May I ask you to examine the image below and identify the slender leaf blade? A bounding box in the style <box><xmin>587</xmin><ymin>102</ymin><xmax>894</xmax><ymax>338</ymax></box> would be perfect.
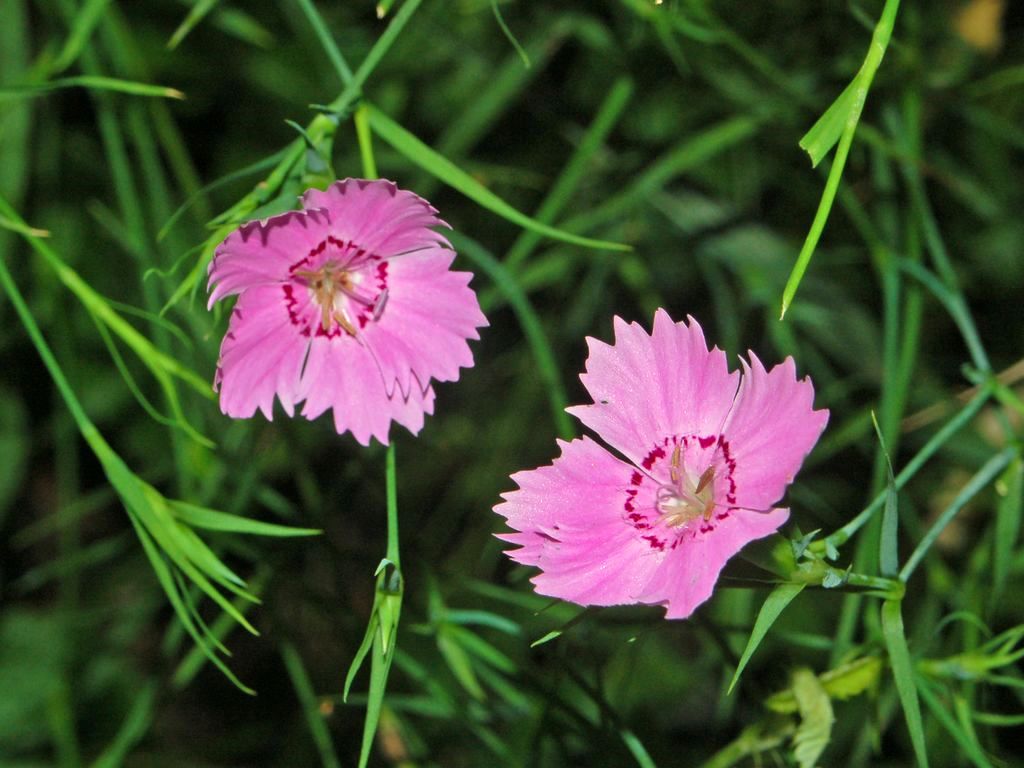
<box><xmin>881</xmin><ymin>599</ymin><xmax>929</xmax><ymax>767</ymax></box>
<box><xmin>729</xmin><ymin>582</ymin><xmax>805</xmax><ymax>693</ymax></box>
<box><xmin>366</xmin><ymin>104</ymin><xmax>630</xmax><ymax>253</ymax></box>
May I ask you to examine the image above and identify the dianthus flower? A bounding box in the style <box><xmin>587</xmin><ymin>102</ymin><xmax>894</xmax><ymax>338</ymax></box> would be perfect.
<box><xmin>495</xmin><ymin>311</ymin><xmax>828</xmax><ymax>619</ymax></box>
<box><xmin>207</xmin><ymin>179</ymin><xmax>487</xmax><ymax>445</ymax></box>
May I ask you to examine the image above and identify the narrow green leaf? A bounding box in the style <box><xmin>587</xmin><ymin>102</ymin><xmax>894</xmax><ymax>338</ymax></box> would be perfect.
<box><xmin>131</xmin><ymin>497</ymin><xmax>260</xmax><ymax>633</ymax></box>
<box><xmin>168</xmin><ymin>0</ymin><xmax>220</xmax><ymax>50</ymax></box>
<box><xmin>438</xmin><ymin>628</ymin><xmax>486</xmax><ymax>701</ymax></box>
<box><xmin>780</xmin><ymin>0</ymin><xmax>901</xmax><ymax>318</ymax></box>
<box><xmin>446</xmin><ymin>624</ymin><xmax>516</xmax><ymax>674</ymax></box>
<box><xmin>366</xmin><ymin>103</ymin><xmax>630</xmax><ymax>253</ymax></box>
<box><xmin>729</xmin><ymin>582</ymin><xmax>806</xmax><ymax>693</ymax></box>
<box><xmin>826</xmin><ymin>387</ymin><xmax>992</xmax><ymax>549</ymax></box>
<box><xmin>620</xmin><ymin>728</ymin><xmax>658</xmax><ymax>768</ymax></box>
<box><xmin>281</xmin><ymin>642</ymin><xmax>342</xmax><ymax>768</ymax></box>
<box><xmin>443</xmin><ymin>609</ymin><xmax>521</xmax><ymax>636</ymax></box>
<box><xmin>799</xmin><ymin>77</ymin><xmax>860</xmax><ymax>168</ymax></box>
<box><xmin>89</xmin><ymin>681</ymin><xmax>157</xmax><ymax>768</ymax></box>
<box><xmin>170</xmin><ymin>501</ymin><xmax>321</xmax><ymax>537</ymax></box>
<box><xmin>91</xmin><ymin>316</ymin><xmax>214</xmax><ymax>447</ymax></box>
<box><xmin>490</xmin><ymin>0</ymin><xmax>531</xmax><ymax>68</ymax></box>
<box><xmin>209</xmin><ymin>7</ymin><xmax>274</xmax><ymax>48</ymax></box>
<box><xmin>157</xmin><ymin>148</ymin><xmax>287</xmax><ymax>241</ymax></box>
<box><xmin>530</xmin><ymin>606</ymin><xmax>591</xmax><ymax>648</ymax></box>
<box><xmin>881</xmin><ymin>599</ymin><xmax>929</xmax><ymax>767</ymax></box>
<box><xmin>172</xmin><ymin>570</ymin><xmax>232</xmax><ymax>657</ymax></box>
<box><xmin>173</xmin><ymin>569</ymin><xmax>268</xmax><ymax>689</ymax></box>
<box><xmin>129</xmin><ymin>515</ymin><xmax>254</xmax><ymax>694</ymax></box>
<box><xmin>353</xmin><ymin>445</ymin><xmax>403</xmax><ymax>768</ymax></box>
<box><xmin>0</xmin><ymin>75</ymin><xmax>184</xmax><ymax>101</ymax></box>
<box><xmin>972</xmin><ymin>711</ymin><xmax>1024</xmax><ymax>727</ymax></box>
<box><xmin>450</xmin><ymin>232</ymin><xmax>574</xmax><ymax>440</ymax></box>
<box><xmin>344</xmin><ymin>615</ymin><xmax>379</xmax><ymax>704</ymax></box>
<box><xmin>901</xmin><ymin>448</ymin><xmax>1016</xmax><ymax>581</ymax></box>
<box><xmin>916</xmin><ymin>677</ymin><xmax>994</xmax><ymax>768</ymax></box>
<box><xmin>992</xmin><ymin>458</ymin><xmax>1023</xmax><ymax>608</ymax></box>
<box><xmin>294</xmin><ymin>0</ymin><xmax>353</xmax><ymax>85</ymax></box>
<box><xmin>358</xmin><ymin>589</ymin><xmax>401</xmax><ymax>768</ymax></box>
<box><xmin>871</xmin><ymin>412</ymin><xmax>900</xmax><ymax>577</ymax></box>
<box><xmin>51</xmin><ymin>0</ymin><xmax>112</xmax><ymax>73</ymax></box>
<box><xmin>505</xmin><ymin>75</ymin><xmax>634</xmax><ymax>271</ymax></box>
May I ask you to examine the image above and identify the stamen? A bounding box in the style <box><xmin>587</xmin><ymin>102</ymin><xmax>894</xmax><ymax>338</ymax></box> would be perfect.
<box><xmin>293</xmin><ymin>259</ymin><xmax>385</xmax><ymax>336</ymax></box>
<box><xmin>335</xmin><ymin>278</ymin><xmax>378</xmax><ymax>308</ymax></box>
<box><xmin>372</xmin><ymin>288</ymin><xmax>389</xmax><ymax>320</ymax></box>
<box><xmin>695</xmin><ymin>466</ymin><xmax>715</xmax><ymax>495</ymax></box>
<box><xmin>333</xmin><ymin>310</ymin><xmax>357</xmax><ymax>337</ymax></box>
<box><xmin>655</xmin><ymin>448</ymin><xmax>718</xmax><ymax>528</ymax></box>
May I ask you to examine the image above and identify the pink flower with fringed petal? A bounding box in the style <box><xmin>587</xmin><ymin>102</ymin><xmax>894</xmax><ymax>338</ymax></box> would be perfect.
<box><xmin>495</xmin><ymin>311</ymin><xmax>828</xmax><ymax>619</ymax></box>
<box><xmin>207</xmin><ymin>178</ymin><xmax>487</xmax><ymax>445</ymax></box>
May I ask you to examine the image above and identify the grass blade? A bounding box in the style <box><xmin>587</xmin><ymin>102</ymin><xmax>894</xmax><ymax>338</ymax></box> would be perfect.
<box><xmin>170</xmin><ymin>501</ymin><xmax>321</xmax><ymax>537</ymax></box>
<box><xmin>991</xmin><ymin>457</ymin><xmax>1023</xmax><ymax>610</ymax></box>
<box><xmin>450</xmin><ymin>232</ymin><xmax>574</xmax><ymax>440</ymax></box>
<box><xmin>295</xmin><ymin>0</ymin><xmax>353</xmax><ymax>85</ymax></box>
<box><xmin>780</xmin><ymin>0</ymin><xmax>900</xmax><ymax>318</ymax></box>
<box><xmin>871</xmin><ymin>412</ymin><xmax>900</xmax><ymax>577</ymax></box>
<box><xmin>900</xmin><ymin>448</ymin><xmax>1016</xmax><ymax>582</ymax></box>
<box><xmin>0</xmin><ymin>75</ymin><xmax>184</xmax><ymax>100</ymax></box>
<box><xmin>366</xmin><ymin>103</ymin><xmax>630</xmax><ymax>253</ymax></box>
<box><xmin>167</xmin><ymin>0</ymin><xmax>220</xmax><ymax>50</ymax></box>
<box><xmin>281</xmin><ymin>642</ymin><xmax>342</xmax><ymax>768</ymax></box>
<box><xmin>881</xmin><ymin>599</ymin><xmax>929</xmax><ymax>767</ymax></box>
<box><xmin>729</xmin><ymin>582</ymin><xmax>805</xmax><ymax>693</ymax></box>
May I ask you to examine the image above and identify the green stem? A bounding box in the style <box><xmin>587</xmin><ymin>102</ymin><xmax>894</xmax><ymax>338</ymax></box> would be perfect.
<box><xmin>900</xmin><ymin>447</ymin><xmax>1018</xmax><ymax>582</ymax></box>
<box><xmin>0</xmin><ymin>242</ymin><xmax>102</xmax><ymax>451</ymax></box>
<box><xmin>385</xmin><ymin>443</ymin><xmax>399</xmax><ymax>567</ymax></box>
<box><xmin>450</xmin><ymin>232</ymin><xmax>575</xmax><ymax>440</ymax></box>
<box><xmin>355</xmin><ymin>104</ymin><xmax>378</xmax><ymax>180</ymax></box>
<box><xmin>780</xmin><ymin>0</ymin><xmax>901</xmax><ymax>318</ymax></box>
<box><xmin>825</xmin><ymin>385</ymin><xmax>992</xmax><ymax>549</ymax></box>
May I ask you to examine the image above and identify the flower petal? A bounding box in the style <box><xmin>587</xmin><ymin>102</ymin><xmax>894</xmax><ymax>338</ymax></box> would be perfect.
<box><xmin>297</xmin><ymin>333</ymin><xmax>435</xmax><ymax>446</ymax></box>
<box><xmin>302</xmin><ymin>179</ymin><xmax>450</xmax><ymax>259</ymax></box>
<box><xmin>568</xmin><ymin>310</ymin><xmax>739</xmax><ymax>468</ymax></box>
<box><xmin>495</xmin><ymin>437</ymin><xmax>674</xmax><ymax>609</ymax></box>
<box><xmin>363</xmin><ymin>247</ymin><xmax>488</xmax><ymax>397</ymax></box>
<box><xmin>215</xmin><ymin>284</ymin><xmax>312</xmax><ymax>420</ymax></box>
<box><xmin>723</xmin><ymin>355</ymin><xmax>829</xmax><ymax>512</ymax></box>
<box><xmin>207</xmin><ymin>209</ymin><xmax>331</xmax><ymax>307</ymax></box>
<box><xmin>650</xmin><ymin>507</ymin><xmax>789</xmax><ymax>619</ymax></box>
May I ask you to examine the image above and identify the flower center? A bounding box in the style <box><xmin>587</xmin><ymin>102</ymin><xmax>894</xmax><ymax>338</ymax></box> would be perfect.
<box><xmin>656</xmin><ymin>444</ymin><xmax>717</xmax><ymax>527</ymax></box>
<box><xmin>294</xmin><ymin>259</ymin><xmax>388</xmax><ymax>337</ymax></box>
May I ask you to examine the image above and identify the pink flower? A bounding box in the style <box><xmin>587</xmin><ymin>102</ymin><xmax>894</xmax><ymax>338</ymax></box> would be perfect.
<box><xmin>494</xmin><ymin>311</ymin><xmax>828</xmax><ymax>619</ymax></box>
<box><xmin>207</xmin><ymin>179</ymin><xmax>487</xmax><ymax>445</ymax></box>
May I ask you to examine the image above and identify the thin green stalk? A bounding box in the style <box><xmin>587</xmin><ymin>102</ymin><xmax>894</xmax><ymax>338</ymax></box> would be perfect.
<box><xmin>826</xmin><ymin>385</ymin><xmax>992</xmax><ymax>549</ymax></box>
<box><xmin>899</xmin><ymin>260</ymin><xmax>990</xmax><ymax>376</ymax></box>
<box><xmin>350</xmin><ymin>442</ymin><xmax>403</xmax><ymax>768</ymax></box>
<box><xmin>0</xmin><ymin>241</ymin><xmax>104</xmax><ymax>450</ymax></box>
<box><xmin>900</xmin><ymin>447</ymin><xmax>1018</xmax><ymax>582</ymax></box>
<box><xmin>504</xmin><ymin>76</ymin><xmax>633</xmax><ymax>271</ymax></box>
<box><xmin>295</xmin><ymin>0</ymin><xmax>353</xmax><ymax>86</ymax></box>
<box><xmin>385</xmin><ymin>443</ymin><xmax>399</xmax><ymax>566</ymax></box>
<box><xmin>282</xmin><ymin>642</ymin><xmax>342</xmax><ymax>768</ymax></box>
<box><xmin>780</xmin><ymin>0</ymin><xmax>901</xmax><ymax>318</ymax></box>
<box><xmin>450</xmin><ymin>232</ymin><xmax>574</xmax><ymax>440</ymax></box>
<box><xmin>355</xmin><ymin>104</ymin><xmax>378</xmax><ymax>180</ymax></box>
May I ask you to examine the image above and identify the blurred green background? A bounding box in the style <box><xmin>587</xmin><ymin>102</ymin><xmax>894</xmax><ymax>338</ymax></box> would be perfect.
<box><xmin>2</xmin><ymin>0</ymin><xmax>1023</xmax><ymax>766</ymax></box>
